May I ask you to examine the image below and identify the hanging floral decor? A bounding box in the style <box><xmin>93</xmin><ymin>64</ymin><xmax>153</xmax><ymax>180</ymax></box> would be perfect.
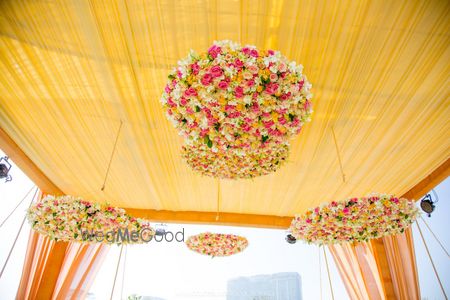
<box><xmin>161</xmin><ymin>40</ymin><xmax>313</xmax><ymax>154</ymax></box>
<box><xmin>186</xmin><ymin>232</ymin><xmax>248</xmax><ymax>257</ymax></box>
<box><xmin>289</xmin><ymin>194</ymin><xmax>419</xmax><ymax>245</ymax></box>
<box><xmin>27</xmin><ymin>195</ymin><xmax>155</xmax><ymax>245</ymax></box>
<box><xmin>181</xmin><ymin>142</ymin><xmax>289</xmax><ymax>179</ymax></box>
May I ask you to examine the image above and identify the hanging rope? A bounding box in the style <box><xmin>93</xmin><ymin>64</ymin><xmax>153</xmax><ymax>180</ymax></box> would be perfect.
<box><xmin>0</xmin><ymin>185</ymin><xmax>35</xmax><ymax>227</ymax></box>
<box><xmin>415</xmin><ymin>221</ymin><xmax>448</xmax><ymax>300</ymax></box>
<box><xmin>323</xmin><ymin>246</ymin><xmax>335</xmax><ymax>300</ymax></box>
<box><xmin>420</xmin><ymin>216</ymin><xmax>450</xmax><ymax>259</ymax></box>
<box><xmin>120</xmin><ymin>245</ymin><xmax>128</xmax><ymax>300</ymax></box>
<box><xmin>0</xmin><ymin>187</ymin><xmax>39</xmax><ymax>279</ymax></box>
<box><xmin>319</xmin><ymin>247</ymin><xmax>323</xmax><ymax>300</ymax></box>
<box><xmin>216</xmin><ymin>178</ymin><xmax>221</xmax><ymax>221</ymax></box>
<box><xmin>101</xmin><ymin>120</ymin><xmax>123</xmax><ymax>192</ymax></box>
<box><xmin>110</xmin><ymin>244</ymin><xmax>124</xmax><ymax>300</ymax></box>
<box><xmin>331</xmin><ymin>126</ymin><xmax>346</xmax><ymax>183</ymax></box>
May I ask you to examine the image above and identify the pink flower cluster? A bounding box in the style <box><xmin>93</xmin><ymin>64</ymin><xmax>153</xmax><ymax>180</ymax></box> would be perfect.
<box><xmin>289</xmin><ymin>194</ymin><xmax>419</xmax><ymax>245</ymax></box>
<box><xmin>27</xmin><ymin>195</ymin><xmax>155</xmax><ymax>245</ymax></box>
<box><xmin>161</xmin><ymin>40</ymin><xmax>313</xmax><ymax>178</ymax></box>
<box><xmin>186</xmin><ymin>232</ymin><xmax>248</xmax><ymax>257</ymax></box>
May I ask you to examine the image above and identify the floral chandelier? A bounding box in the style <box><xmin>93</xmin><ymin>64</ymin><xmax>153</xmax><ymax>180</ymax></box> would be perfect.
<box><xmin>289</xmin><ymin>194</ymin><xmax>419</xmax><ymax>245</ymax></box>
<box><xmin>181</xmin><ymin>142</ymin><xmax>289</xmax><ymax>179</ymax></box>
<box><xmin>27</xmin><ymin>195</ymin><xmax>155</xmax><ymax>245</ymax></box>
<box><xmin>161</xmin><ymin>40</ymin><xmax>312</xmax><ymax>178</ymax></box>
<box><xmin>186</xmin><ymin>232</ymin><xmax>248</xmax><ymax>257</ymax></box>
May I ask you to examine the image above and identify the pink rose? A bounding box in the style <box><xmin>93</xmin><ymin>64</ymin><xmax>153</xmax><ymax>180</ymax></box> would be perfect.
<box><xmin>241</xmin><ymin>47</ymin><xmax>251</xmax><ymax>55</ymax></box>
<box><xmin>185</xmin><ymin>87</ymin><xmax>198</xmax><ymax>97</ymax></box>
<box><xmin>191</xmin><ymin>63</ymin><xmax>200</xmax><ymax>75</ymax></box>
<box><xmin>247</xmin><ymin>65</ymin><xmax>259</xmax><ymax>74</ymax></box>
<box><xmin>269</xmin><ymin>73</ymin><xmax>278</xmax><ymax>82</ymax></box>
<box><xmin>180</xmin><ymin>97</ymin><xmax>187</xmax><ymax>106</ymax></box>
<box><xmin>250</xmin><ymin>49</ymin><xmax>259</xmax><ymax>57</ymax></box>
<box><xmin>304</xmin><ymin>100</ymin><xmax>311</xmax><ymax>111</ymax></box>
<box><xmin>298</xmin><ymin>79</ymin><xmax>305</xmax><ymax>91</ymax></box>
<box><xmin>210</xmin><ymin>65</ymin><xmax>223</xmax><ymax>78</ymax></box>
<box><xmin>218</xmin><ymin>80</ymin><xmax>229</xmax><ymax>89</ymax></box>
<box><xmin>208</xmin><ymin>45</ymin><xmax>222</xmax><ymax>59</ymax></box>
<box><xmin>246</xmin><ymin>79</ymin><xmax>255</xmax><ymax>87</ymax></box>
<box><xmin>164</xmin><ymin>84</ymin><xmax>172</xmax><ymax>93</ymax></box>
<box><xmin>201</xmin><ymin>73</ymin><xmax>212</xmax><ymax>86</ymax></box>
<box><xmin>234</xmin><ymin>86</ymin><xmax>244</xmax><ymax>98</ymax></box>
<box><xmin>265</xmin><ymin>82</ymin><xmax>279</xmax><ymax>95</ymax></box>
<box><xmin>268</xmin><ymin>49</ymin><xmax>275</xmax><ymax>56</ymax></box>
<box><xmin>234</xmin><ymin>59</ymin><xmax>244</xmax><ymax>69</ymax></box>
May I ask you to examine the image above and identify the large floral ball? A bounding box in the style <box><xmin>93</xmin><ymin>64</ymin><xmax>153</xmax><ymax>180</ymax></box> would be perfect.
<box><xmin>182</xmin><ymin>142</ymin><xmax>289</xmax><ymax>179</ymax></box>
<box><xmin>161</xmin><ymin>40</ymin><xmax>313</xmax><ymax>153</ymax></box>
<box><xmin>289</xmin><ymin>194</ymin><xmax>419</xmax><ymax>245</ymax></box>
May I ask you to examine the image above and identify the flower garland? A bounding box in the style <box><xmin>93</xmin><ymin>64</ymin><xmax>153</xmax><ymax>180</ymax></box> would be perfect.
<box><xmin>27</xmin><ymin>195</ymin><xmax>155</xmax><ymax>245</ymax></box>
<box><xmin>186</xmin><ymin>232</ymin><xmax>248</xmax><ymax>257</ymax></box>
<box><xmin>289</xmin><ymin>194</ymin><xmax>419</xmax><ymax>245</ymax></box>
<box><xmin>181</xmin><ymin>143</ymin><xmax>289</xmax><ymax>179</ymax></box>
<box><xmin>161</xmin><ymin>40</ymin><xmax>313</xmax><ymax>153</ymax></box>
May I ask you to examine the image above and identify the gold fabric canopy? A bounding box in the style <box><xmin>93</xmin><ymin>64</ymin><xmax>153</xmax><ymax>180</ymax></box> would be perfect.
<box><xmin>0</xmin><ymin>0</ymin><xmax>449</xmax><ymax>219</ymax></box>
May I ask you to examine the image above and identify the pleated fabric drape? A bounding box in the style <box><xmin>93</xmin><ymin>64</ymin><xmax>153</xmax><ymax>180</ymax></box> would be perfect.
<box><xmin>328</xmin><ymin>228</ymin><xmax>420</xmax><ymax>300</ymax></box>
<box><xmin>16</xmin><ymin>231</ymin><xmax>108</xmax><ymax>300</ymax></box>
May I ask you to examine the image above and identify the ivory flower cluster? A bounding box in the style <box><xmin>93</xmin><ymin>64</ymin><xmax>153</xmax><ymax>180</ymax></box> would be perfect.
<box><xmin>186</xmin><ymin>232</ymin><xmax>248</xmax><ymax>257</ymax></box>
<box><xmin>289</xmin><ymin>194</ymin><xmax>419</xmax><ymax>245</ymax></box>
<box><xmin>161</xmin><ymin>40</ymin><xmax>312</xmax><ymax>178</ymax></box>
<box><xmin>27</xmin><ymin>195</ymin><xmax>155</xmax><ymax>245</ymax></box>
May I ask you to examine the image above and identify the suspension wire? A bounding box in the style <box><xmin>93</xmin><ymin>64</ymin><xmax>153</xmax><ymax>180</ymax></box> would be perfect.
<box><xmin>120</xmin><ymin>246</ymin><xmax>128</xmax><ymax>300</ymax></box>
<box><xmin>0</xmin><ymin>185</ymin><xmax>35</xmax><ymax>228</ymax></box>
<box><xmin>415</xmin><ymin>221</ymin><xmax>448</xmax><ymax>300</ymax></box>
<box><xmin>110</xmin><ymin>244</ymin><xmax>124</xmax><ymax>300</ymax></box>
<box><xmin>323</xmin><ymin>246</ymin><xmax>335</xmax><ymax>300</ymax></box>
<box><xmin>319</xmin><ymin>247</ymin><xmax>323</xmax><ymax>300</ymax></box>
<box><xmin>419</xmin><ymin>216</ymin><xmax>450</xmax><ymax>259</ymax></box>
<box><xmin>101</xmin><ymin>120</ymin><xmax>123</xmax><ymax>192</ymax></box>
<box><xmin>331</xmin><ymin>126</ymin><xmax>346</xmax><ymax>183</ymax></box>
<box><xmin>0</xmin><ymin>187</ymin><xmax>39</xmax><ymax>279</ymax></box>
<box><xmin>216</xmin><ymin>178</ymin><xmax>221</xmax><ymax>221</ymax></box>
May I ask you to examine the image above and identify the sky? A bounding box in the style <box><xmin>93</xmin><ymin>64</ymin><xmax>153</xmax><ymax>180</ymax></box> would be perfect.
<box><xmin>0</xmin><ymin>149</ymin><xmax>449</xmax><ymax>300</ymax></box>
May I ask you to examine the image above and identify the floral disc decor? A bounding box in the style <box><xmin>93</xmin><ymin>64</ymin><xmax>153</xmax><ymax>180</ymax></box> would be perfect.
<box><xmin>289</xmin><ymin>194</ymin><xmax>419</xmax><ymax>245</ymax></box>
<box><xmin>186</xmin><ymin>232</ymin><xmax>248</xmax><ymax>257</ymax></box>
<box><xmin>181</xmin><ymin>142</ymin><xmax>289</xmax><ymax>179</ymax></box>
<box><xmin>27</xmin><ymin>195</ymin><xmax>155</xmax><ymax>245</ymax></box>
<box><xmin>161</xmin><ymin>40</ymin><xmax>312</xmax><ymax>178</ymax></box>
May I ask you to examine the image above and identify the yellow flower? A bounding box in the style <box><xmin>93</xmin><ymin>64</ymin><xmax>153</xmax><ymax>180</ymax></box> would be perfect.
<box><xmin>256</xmin><ymin>86</ymin><xmax>263</xmax><ymax>93</ymax></box>
<box><xmin>271</xmin><ymin>112</ymin><xmax>279</xmax><ymax>121</ymax></box>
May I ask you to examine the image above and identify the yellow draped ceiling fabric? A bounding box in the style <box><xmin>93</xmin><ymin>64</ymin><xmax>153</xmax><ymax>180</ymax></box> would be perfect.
<box><xmin>0</xmin><ymin>1</ymin><xmax>449</xmax><ymax>219</ymax></box>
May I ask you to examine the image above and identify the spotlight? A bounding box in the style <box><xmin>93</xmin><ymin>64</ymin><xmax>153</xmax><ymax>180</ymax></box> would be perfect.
<box><xmin>0</xmin><ymin>156</ymin><xmax>12</xmax><ymax>183</ymax></box>
<box><xmin>420</xmin><ymin>194</ymin><xmax>435</xmax><ymax>217</ymax></box>
<box><xmin>286</xmin><ymin>234</ymin><xmax>297</xmax><ymax>244</ymax></box>
<box><xmin>154</xmin><ymin>223</ymin><xmax>167</xmax><ymax>236</ymax></box>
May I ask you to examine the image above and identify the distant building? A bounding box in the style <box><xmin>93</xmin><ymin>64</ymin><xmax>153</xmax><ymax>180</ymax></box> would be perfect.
<box><xmin>227</xmin><ymin>272</ymin><xmax>302</xmax><ymax>300</ymax></box>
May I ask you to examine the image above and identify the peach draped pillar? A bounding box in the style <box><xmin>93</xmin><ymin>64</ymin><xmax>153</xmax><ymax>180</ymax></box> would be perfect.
<box><xmin>17</xmin><ymin>231</ymin><xmax>108</xmax><ymax>300</ymax></box>
<box><xmin>329</xmin><ymin>228</ymin><xmax>420</xmax><ymax>300</ymax></box>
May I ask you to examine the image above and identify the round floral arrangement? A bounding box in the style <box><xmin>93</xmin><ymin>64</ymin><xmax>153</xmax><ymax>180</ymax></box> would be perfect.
<box><xmin>182</xmin><ymin>142</ymin><xmax>289</xmax><ymax>179</ymax></box>
<box><xmin>161</xmin><ymin>40</ymin><xmax>313</xmax><ymax>153</ymax></box>
<box><xmin>27</xmin><ymin>195</ymin><xmax>155</xmax><ymax>245</ymax></box>
<box><xmin>289</xmin><ymin>194</ymin><xmax>419</xmax><ymax>245</ymax></box>
<box><xmin>186</xmin><ymin>232</ymin><xmax>248</xmax><ymax>257</ymax></box>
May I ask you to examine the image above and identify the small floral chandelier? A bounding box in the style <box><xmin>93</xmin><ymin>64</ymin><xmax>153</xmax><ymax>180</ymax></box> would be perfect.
<box><xmin>27</xmin><ymin>195</ymin><xmax>155</xmax><ymax>245</ymax></box>
<box><xmin>289</xmin><ymin>194</ymin><xmax>419</xmax><ymax>245</ymax></box>
<box><xmin>186</xmin><ymin>232</ymin><xmax>248</xmax><ymax>257</ymax></box>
